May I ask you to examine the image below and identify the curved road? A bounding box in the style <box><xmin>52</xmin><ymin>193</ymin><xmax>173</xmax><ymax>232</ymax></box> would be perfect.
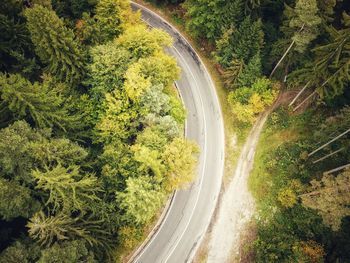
<box><xmin>130</xmin><ymin>3</ymin><xmax>225</xmax><ymax>263</ymax></box>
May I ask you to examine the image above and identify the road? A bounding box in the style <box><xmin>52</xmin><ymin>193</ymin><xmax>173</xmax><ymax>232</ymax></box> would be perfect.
<box><xmin>130</xmin><ymin>3</ymin><xmax>225</xmax><ymax>263</ymax></box>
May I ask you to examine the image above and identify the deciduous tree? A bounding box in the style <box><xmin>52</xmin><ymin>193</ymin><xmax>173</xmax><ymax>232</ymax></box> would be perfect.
<box><xmin>162</xmin><ymin>138</ymin><xmax>199</xmax><ymax>191</ymax></box>
<box><xmin>118</xmin><ymin>176</ymin><xmax>165</xmax><ymax>225</ymax></box>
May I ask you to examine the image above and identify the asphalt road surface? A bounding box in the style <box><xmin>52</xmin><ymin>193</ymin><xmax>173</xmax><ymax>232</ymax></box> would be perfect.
<box><xmin>130</xmin><ymin>3</ymin><xmax>225</xmax><ymax>263</ymax></box>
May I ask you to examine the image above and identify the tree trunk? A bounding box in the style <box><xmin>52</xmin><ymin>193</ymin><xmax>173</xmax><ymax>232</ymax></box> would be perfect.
<box><xmin>312</xmin><ymin>147</ymin><xmax>344</xmax><ymax>164</ymax></box>
<box><xmin>289</xmin><ymin>81</ymin><xmax>310</xmax><ymax>107</ymax></box>
<box><xmin>323</xmin><ymin>163</ymin><xmax>350</xmax><ymax>175</ymax></box>
<box><xmin>293</xmin><ymin>90</ymin><xmax>317</xmax><ymax>112</ymax></box>
<box><xmin>270</xmin><ymin>24</ymin><xmax>305</xmax><ymax>78</ymax></box>
<box><xmin>308</xmin><ymin>128</ymin><xmax>350</xmax><ymax>157</ymax></box>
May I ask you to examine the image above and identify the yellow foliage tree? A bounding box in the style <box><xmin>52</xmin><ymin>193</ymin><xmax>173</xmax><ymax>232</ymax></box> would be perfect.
<box><xmin>162</xmin><ymin>138</ymin><xmax>199</xmax><ymax>192</ymax></box>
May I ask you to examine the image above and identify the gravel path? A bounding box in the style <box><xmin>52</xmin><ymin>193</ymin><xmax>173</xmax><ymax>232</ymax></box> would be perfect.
<box><xmin>207</xmin><ymin>111</ymin><xmax>270</xmax><ymax>263</ymax></box>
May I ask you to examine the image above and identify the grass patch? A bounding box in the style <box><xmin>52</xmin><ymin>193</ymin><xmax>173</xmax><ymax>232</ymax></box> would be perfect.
<box><xmin>248</xmin><ymin>107</ymin><xmax>307</xmax><ymax>212</ymax></box>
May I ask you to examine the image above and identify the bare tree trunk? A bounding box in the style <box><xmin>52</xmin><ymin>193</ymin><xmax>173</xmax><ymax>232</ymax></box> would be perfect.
<box><xmin>269</xmin><ymin>40</ymin><xmax>295</xmax><ymax>78</ymax></box>
<box><xmin>312</xmin><ymin>147</ymin><xmax>344</xmax><ymax>164</ymax></box>
<box><xmin>289</xmin><ymin>81</ymin><xmax>311</xmax><ymax>107</ymax></box>
<box><xmin>270</xmin><ymin>24</ymin><xmax>305</xmax><ymax>78</ymax></box>
<box><xmin>293</xmin><ymin>90</ymin><xmax>317</xmax><ymax>112</ymax></box>
<box><xmin>323</xmin><ymin>163</ymin><xmax>350</xmax><ymax>175</ymax></box>
<box><xmin>308</xmin><ymin>128</ymin><xmax>350</xmax><ymax>157</ymax></box>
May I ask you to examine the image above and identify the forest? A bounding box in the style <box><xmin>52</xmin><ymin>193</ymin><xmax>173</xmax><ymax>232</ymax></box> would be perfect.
<box><xmin>145</xmin><ymin>0</ymin><xmax>350</xmax><ymax>262</ymax></box>
<box><xmin>0</xmin><ymin>0</ymin><xmax>199</xmax><ymax>262</ymax></box>
<box><xmin>1</xmin><ymin>0</ymin><xmax>350</xmax><ymax>262</ymax></box>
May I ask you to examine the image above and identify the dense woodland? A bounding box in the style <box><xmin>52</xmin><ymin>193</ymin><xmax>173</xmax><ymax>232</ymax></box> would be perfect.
<box><xmin>0</xmin><ymin>0</ymin><xmax>199</xmax><ymax>262</ymax></box>
<box><xmin>149</xmin><ymin>0</ymin><xmax>350</xmax><ymax>262</ymax></box>
<box><xmin>1</xmin><ymin>0</ymin><xmax>350</xmax><ymax>262</ymax></box>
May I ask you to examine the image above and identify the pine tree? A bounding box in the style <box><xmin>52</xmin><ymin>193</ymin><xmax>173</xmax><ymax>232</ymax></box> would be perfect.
<box><xmin>27</xmin><ymin>211</ymin><xmax>103</xmax><ymax>246</ymax></box>
<box><xmin>0</xmin><ymin>120</ymin><xmax>42</xmax><ymax>182</ymax></box>
<box><xmin>0</xmin><ymin>14</ymin><xmax>37</xmax><ymax>75</ymax></box>
<box><xmin>94</xmin><ymin>0</ymin><xmax>129</xmax><ymax>42</ymax></box>
<box><xmin>301</xmin><ymin>169</ymin><xmax>350</xmax><ymax>231</ymax></box>
<box><xmin>285</xmin><ymin>0</ymin><xmax>321</xmax><ymax>53</ymax></box>
<box><xmin>24</xmin><ymin>5</ymin><xmax>85</xmax><ymax>84</ymax></box>
<box><xmin>32</xmin><ymin>164</ymin><xmax>101</xmax><ymax>213</ymax></box>
<box><xmin>312</xmin><ymin>13</ymin><xmax>350</xmax><ymax>98</ymax></box>
<box><xmin>215</xmin><ymin>16</ymin><xmax>264</xmax><ymax>67</ymax></box>
<box><xmin>270</xmin><ymin>0</ymin><xmax>322</xmax><ymax>76</ymax></box>
<box><xmin>0</xmin><ymin>120</ymin><xmax>88</xmax><ymax>184</ymax></box>
<box><xmin>0</xmin><ymin>73</ymin><xmax>80</xmax><ymax>131</ymax></box>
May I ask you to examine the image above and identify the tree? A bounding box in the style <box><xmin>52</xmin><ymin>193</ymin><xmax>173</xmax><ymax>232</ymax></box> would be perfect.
<box><xmin>116</xmin><ymin>24</ymin><xmax>172</xmax><ymax>59</ymax></box>
<box><xmin>27</xmin><ymin>211</ymin><xmax>105</xmax><ymax>247</ymax></box>
<box><xmin>38</xmin><ymin>240</ymin><xmax>97</xmax><ymax>263</ymax></box>
<box><xmin>184</xmin><ymin>0</ymin><xmax>226</xmax><ymax>42</ymax></box>
<box><xmin>0</xmin><ymin>178</ymin><xmax>40</xmax><ymax>220</ymax></box>
<box><xmin>132</xmin><ymin>53</ymin><xmax>180</xmax><ymax>89</ymax></box>
<box><xmin>118</xmin><ymin>176</ymin><xmax>165</xmax><ymax>225</ymax></box>
<box><xmin>236</xmin><ymin>53</ymin><xmax>262</xmax><ymax>87</ymax></box>
<box><xmin>288</xmin><ymin>0</ymin><xmax>322</xmax><ymax>53</ymax></box>
<box><xmin>140</xmin><ymin>84</ymin><xmax>171</xmax><ymax>116</ymax></box>
<box><xmin>0</xmin><ymin>14</ymin><xmax>37</xmax><ymax>76</ymax></box>
<box><xmin>270</xmin><ymin>0</ymin><xmax>321</xmax><ymax>77</ymax></box>
<box><xmin>124</xmin><ymin>54</ymin><xmax>180</xmax><ymax>101</ymax></box>
<box><xmin>123</xmin><ymin>62</ymin><xmax>152</xmax><ymax>102</ymax></box>
<box><xmin>0</xmin><ymin>121</ymin><xmax>42</xmax><ymax>182</ymax></box>
<box><xmin>0</xmin><ymin>121</ymin><xmax>88</xmax><ymax>184</ymax></box>
<box><xmin>215</xmin><ymin>16</ymin><xmax>264</xmax><ymax>68</ymax></box>
<box><xmin>0</xmin><ymin>242</ymin><xmax>30</xmax><ymax>263</ymax></box>
<box><xmin>143</xmin><ymin>115</ymin><xmax>181</xmax><ymax>139</ymax></box>
<box><xmin>32</xmin><ymin>164</ymin><xmax>101</xmax><ymax>213</ymax></box>
<box><xmin>162</xmin><ymin>138</ymin><xmax>199</xmax><ymax>191</ymax></box>
<box><xmin>24</xmin><ymin>5</ymin><xmax>85</xmax><ymax>84</ymax></box>
<box><xmin>312</xmin><ymin>13</ymin><xmax>350</xmax><ymax>98</ymax></box>
<box><xmin>301</xmin><ymin>169</ymin><xmax>350</xmax><ymax>231</ymax></box>
<box><xmin>30</xmin><ymin>137</ymin><xmax>88</xmax><ymax>168</ymax></box>
<box><xmin>95</xmin><ymin>90</ymin><xmax>139</xmax><ymax>143</ymax></box>
<box><xmin>131</xmin><ymin>144</ymin><xmax>165</xmax><ymax>181</ymax></box>
<box><xmin>87</xmin><ymin>43</ymin><xmax>133</xmax><ymax>101</ymax></box>
<box><xmin>135</xmin><ymin>127</ymin><xmax>169</xmax><ymax>151</ymax></box>
<box><xmin>227</xmin><ymin>78</ymin><xmax>278</xmax><ymax>123</ymax></box>
<box><xmin>0</xmin><ymin>73</ymin><xmax>81</xmax><ymax>131</ymax></box>
<box><xmin>94</xmin><ymin>0</ymin><xmax>129</xmax><ymax>42</ymax></box>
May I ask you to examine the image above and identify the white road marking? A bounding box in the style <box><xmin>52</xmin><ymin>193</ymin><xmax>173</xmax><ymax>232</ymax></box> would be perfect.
<box><xmin>163</xmin><ymin>46</ymin><xmax>208</xmax><ymax>263</ymax></box>
<box><xmin>130</xmin><ymin>3</ymin><xmax>225</xmax><ymax>263</ymax></box>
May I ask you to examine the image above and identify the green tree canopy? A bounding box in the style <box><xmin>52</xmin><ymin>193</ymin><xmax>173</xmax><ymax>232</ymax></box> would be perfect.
<box><xmin>32</xmin><ymin>164</ymin><xmax>101</xmax><ymax>213</ymax></box>
<box><xmin>116</xmin><ymin>24</ymin><xmax>172</xmax><ymax>59</ymax></box>
<box><xmin>0</xmin><ymin>178</ymin><xmax>40</xmax><ymax>220</ymax></box>
<box><xmin>24</xmin><ymin>4</ymin><xmax>85</xmax><ymax>84</ymax></box>
<box><xmin>117</xmin><ymin>176</ymin><xmax>165</xmax><ymax>225</ymax></box>
<box><xmin>301</xmin><ymin>170</ymin><xmax>350</xmax><ymax>231</ymax></box>
<box><xmin>162</xmin><ymin>138</ymin><xmax>199</xmax><ymax>191</ymax></box>
<box><xmin>0</xmin><ymin>73</ymin><xmax>80</xmax><ymax>131</ymax></box>
<box><xmin>38</xmin><ymin>240</ymin><xmax>97</xmax><ymax>263</ymax></box>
